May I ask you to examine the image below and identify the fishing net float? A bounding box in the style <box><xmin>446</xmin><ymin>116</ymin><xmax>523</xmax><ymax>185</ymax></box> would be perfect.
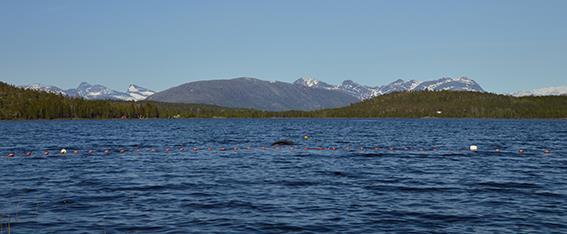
<box><xmin>2</xmin><ymin>144</ymin><xmax>554</xmax><ymax>158</ymax></box>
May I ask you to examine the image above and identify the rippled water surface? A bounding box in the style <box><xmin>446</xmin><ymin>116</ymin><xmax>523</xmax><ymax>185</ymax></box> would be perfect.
<box><xmin>1</xmin><ymin>119</ymin><xmax>567</xmax><ymax>233</ymax></box>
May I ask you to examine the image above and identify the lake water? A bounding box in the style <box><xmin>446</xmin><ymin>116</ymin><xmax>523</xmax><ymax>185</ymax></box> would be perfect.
<box><xmin>1</xmin><ymin>119</ymin><xmax>566</xmax><ymax>233</ymax></box>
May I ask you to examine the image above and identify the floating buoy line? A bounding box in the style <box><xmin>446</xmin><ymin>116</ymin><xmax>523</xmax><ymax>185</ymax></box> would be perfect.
<box><xmin>0</xmin><ymin>144</ymin><xmax>556</xmax><ymax>158</ymax></box>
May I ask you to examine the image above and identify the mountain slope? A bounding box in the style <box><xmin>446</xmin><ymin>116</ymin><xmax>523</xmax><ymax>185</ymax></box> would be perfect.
<box><xmin>148</xmin><ymin>77</ymin><xmax>359</xmax><ymax>111</ymax></box>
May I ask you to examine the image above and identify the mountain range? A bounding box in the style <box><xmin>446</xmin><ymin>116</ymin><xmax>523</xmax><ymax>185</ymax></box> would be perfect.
<box><xmin>292</xmin><ymin>76</ymin><xmax>484</xmax><ymax>100</ymax></box>
<box><xmin>20</xmin><ymin>77</ymin><xmax>486</xmax><ymax>110</ymax></box>
<box><xmin>21</xmin><ymin>82</ymin><xmax>155</xmax><ymax>101</ymax></box>
<box><xmin>21</xmin><ymin>77</ymin><xmax>566</xmax><ymax>111</ymax></box>
<box><xmin>148</xmin><ymin>77</ymin><xmax>485</xmax><ymax>111</ymax></box>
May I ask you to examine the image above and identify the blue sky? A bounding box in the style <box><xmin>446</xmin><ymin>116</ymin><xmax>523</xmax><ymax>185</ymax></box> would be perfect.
<box><xmin>1</xmin><ymin>0</ymin><xmax>566</xmax><ymax>93</ymax></box>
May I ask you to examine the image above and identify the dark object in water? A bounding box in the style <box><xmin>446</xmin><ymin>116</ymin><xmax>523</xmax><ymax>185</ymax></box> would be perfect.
<box><xmin>272</xmin><ymin>140</ymin><xmax>295</xmax><ymax>146</ymax></box>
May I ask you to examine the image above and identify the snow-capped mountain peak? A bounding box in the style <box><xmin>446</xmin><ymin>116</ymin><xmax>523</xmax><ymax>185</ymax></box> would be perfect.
<box><xmin>20</xmin><ymin>83</ymin><xmax>66</xmax><ymax>95</ymax></box>
<box><xmin>413</xmin><ymin>77</ymin><xmax>484</xmax><ymax>92</ymax></box>
<box><xmin>66</xmin><ymin>82</ymin><xmax>132</xmax><ymax>100</ymax></box>
<box><xmin>293</xmin><ymin>77</ymin><xmax>337</xmax><ymax>90</ymax></box>
<box><xmin>338</xmin><ymin>80</ymin><xmax>378</xmax><ymax>100</ymax></box>
<box><xmin>128</xmin><ymin>84</ymin><xmax>156</xmax><ymax>101</ymax></box>
<box><xmin>378</xmin><ymin>79</ymin><xmax>421</xmax><ymax>94</ymax></box>
<box><xmin>294</xmin><ymin>77</ymin><xmax>320</xmax><ymax>87</ymax></box>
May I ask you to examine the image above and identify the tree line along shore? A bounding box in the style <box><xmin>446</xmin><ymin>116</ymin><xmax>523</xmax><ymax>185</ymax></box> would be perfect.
<box><xmin>1</xmin><ymin>82</ymin><xmax>567</xmax><ymax>120</ymax></box>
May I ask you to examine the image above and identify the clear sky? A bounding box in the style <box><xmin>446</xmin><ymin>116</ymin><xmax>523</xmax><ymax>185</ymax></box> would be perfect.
<box><xmin>1</xmin><ymin>0</ymin><xmax>566</xmax><ymax>93</ymax></box>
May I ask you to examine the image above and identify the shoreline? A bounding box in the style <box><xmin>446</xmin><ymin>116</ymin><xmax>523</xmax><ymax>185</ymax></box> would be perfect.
<box><xmin>1</xmin><ymin>117</ymin><xmax>567</xmax><ymax>121</ymax></box>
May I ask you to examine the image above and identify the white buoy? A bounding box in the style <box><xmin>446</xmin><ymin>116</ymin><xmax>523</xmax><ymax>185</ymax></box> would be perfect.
<box><xmin>469</xmin><ymin>145</ymin><xmax>478</xmax><ymax>152</ymax></box>
<box><xmin>60</xmin><ymin>148</ymin><xmax>67</xmax><ymax>155</ymax></box>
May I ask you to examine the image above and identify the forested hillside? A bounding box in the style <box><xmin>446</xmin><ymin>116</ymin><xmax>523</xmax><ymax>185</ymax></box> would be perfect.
<box><xmin>307</xmin><ymin>91</ymin><xmax>567</xmax><ymax>118</ymax></box>
<box><xmin>0</xmin><ymin>82</ymin><xmax>261</xmax><ymax>119</ymax></box>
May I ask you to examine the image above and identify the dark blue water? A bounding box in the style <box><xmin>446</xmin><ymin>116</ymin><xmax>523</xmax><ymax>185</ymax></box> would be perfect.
<box><xmin>1</xmin><ymin>119</ymin><xmax>566</xmax><ymax>233</ymax></box>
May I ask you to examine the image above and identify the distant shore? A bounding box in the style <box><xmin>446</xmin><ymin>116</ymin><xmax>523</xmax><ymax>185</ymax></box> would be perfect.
<box><xmin>2</xmin><ymin>82</ymin><xmax>567</xmax><ymax>120</ymax></box>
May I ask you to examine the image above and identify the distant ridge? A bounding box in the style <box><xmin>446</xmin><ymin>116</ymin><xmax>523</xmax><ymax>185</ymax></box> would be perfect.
<box><xmin>513</xmin><ymin>86</ymin><xmax>567</xmax><ymax>97</ymax></box>
<box><xmin>20</xmin><ymin>83</ymin><xmax>155</xmax><ymax>101</ymax></box>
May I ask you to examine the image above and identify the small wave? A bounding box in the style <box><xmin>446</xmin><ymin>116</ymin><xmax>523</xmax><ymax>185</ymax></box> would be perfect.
<box><xmin>475</xmin><ymin>181</ymin><xmax>542</xmax><ymax>189</ymax></box>
<box><xmin>364</xmin><ymin>184</ymin><xmax>460</xmax><ymax>193</ymax></box>
<box><xmin>282</xmin><ymin>180</ymin><xmax>320</xmax><ymax>187</ymax></box>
